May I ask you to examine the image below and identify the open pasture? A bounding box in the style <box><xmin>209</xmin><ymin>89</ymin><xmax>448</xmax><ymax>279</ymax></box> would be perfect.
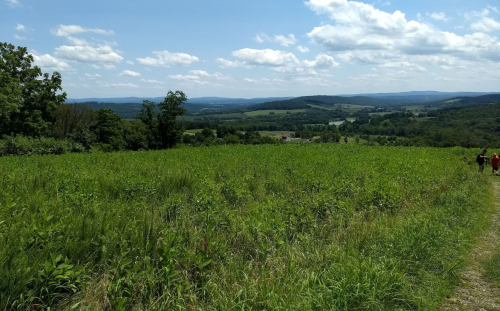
<box><xmin>0</xmin><ymin>145</ymin><xmax>491</xmax><ymax>310</ymax></box>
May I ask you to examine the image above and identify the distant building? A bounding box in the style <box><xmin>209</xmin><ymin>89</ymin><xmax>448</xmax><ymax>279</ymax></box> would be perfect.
<box><xmin>282</xmin><ymin>135</ymin><xmax>291</xmax><ymax>142</ymax></box>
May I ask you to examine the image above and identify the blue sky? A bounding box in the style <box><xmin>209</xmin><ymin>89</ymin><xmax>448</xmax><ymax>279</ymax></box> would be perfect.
<box><xmin>2</xmin><ymin>0</ymin><xmax>500</xmax><ymax>98</ymax></box>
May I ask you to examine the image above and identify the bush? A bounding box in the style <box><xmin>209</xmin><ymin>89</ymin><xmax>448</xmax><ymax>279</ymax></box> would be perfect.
<box><xmin>0</xmin><ymin>135</ymin><xmax>85</xmax><ymax>156</ymax></box>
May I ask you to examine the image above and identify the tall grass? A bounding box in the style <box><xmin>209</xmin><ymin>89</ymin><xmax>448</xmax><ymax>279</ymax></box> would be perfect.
<box><xmin>0</xmin><ymin>145</ymin><xmax>491</xmax><ymax>310</ymax></box>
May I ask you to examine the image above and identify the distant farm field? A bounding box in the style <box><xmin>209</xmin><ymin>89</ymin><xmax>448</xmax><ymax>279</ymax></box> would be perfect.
<box><xmin>244</xmin><ymin>109</ymin><xmax>307</xmax><ymax>116</ymax></box>
<box><xmin>0</xmin><ymin>145</ymin><xmax>491</xmax><ymax>310</ymax></box>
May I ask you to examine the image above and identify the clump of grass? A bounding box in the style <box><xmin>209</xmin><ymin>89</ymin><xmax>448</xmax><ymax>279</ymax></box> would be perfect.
<box><xmin>484</xmin><ymin>250</ymin><xmax>500</xmax><ymax>287</ymax></box>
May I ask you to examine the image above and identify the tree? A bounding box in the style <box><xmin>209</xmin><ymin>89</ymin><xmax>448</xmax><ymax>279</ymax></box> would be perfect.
<box><xmin>53</xmin><ymin>104</ymin><xmax>96</xmax><ymax>139</ymax></box>
<box><xmin>135</xmin><ymin>100</ymin><xmax>159</xmax><ymax>149</ymax></box>
<box><xmin>158</xmin><ymin>91</ymin><xmax>187</xmax><ymax>148</ymax></box>
<box><xmin>0</xmin><ymin>42</ymin><xmax>66</xmax><ymax>137</ymax></box>
<box><xmin>91</xmin><ymin>109</ymin><xmax>124</xmax><ymax>151</ymax></box>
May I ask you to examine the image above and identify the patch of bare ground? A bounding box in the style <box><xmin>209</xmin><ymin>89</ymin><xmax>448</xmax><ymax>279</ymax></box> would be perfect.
<box><xmin>439</xmin><ymin>182</ymin><xmax>500</xmax><ymax>311</ymax></box>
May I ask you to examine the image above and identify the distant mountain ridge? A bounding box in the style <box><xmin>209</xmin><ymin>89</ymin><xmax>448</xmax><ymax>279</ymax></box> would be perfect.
<box><xmin>66</xmin><ymin>96</ymin><xmax>295</xmax><ymax>105</ymax></box>
<box><xmin>67</xmin><ymin>91</ymin><xmax>499</xmax><ymax>105</ymax></box>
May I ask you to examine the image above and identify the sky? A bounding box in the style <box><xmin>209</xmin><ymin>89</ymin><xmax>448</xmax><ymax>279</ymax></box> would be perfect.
<box><xmin>1</xmin><ymin>0</ymin><xmax>500</xmax><ymax>99</ymax></box>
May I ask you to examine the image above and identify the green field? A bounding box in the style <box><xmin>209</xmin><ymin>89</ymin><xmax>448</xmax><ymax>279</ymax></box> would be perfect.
<box><xmin>244</xmin><ymin>109</ymin><xmax>307</xmax><ymax>116</ymax></box>
<box><xmin>0</xmin><ymin>145</ymin><xmax>492</xmax><ymax>310</ymax></box>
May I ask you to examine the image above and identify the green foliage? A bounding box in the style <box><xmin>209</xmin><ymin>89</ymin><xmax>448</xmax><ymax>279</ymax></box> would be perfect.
<box><xmin>0</xmin><ymin>145</ymin><xmax>492</xmax><ymax>310</ymax></box>
<box><xmin>158</xmin><ymin>90</ymin><xmax>187</xmax><ymax>148</ymax></box>
<box><xmin>91</xmin><ymin>109</ymin><xmax>124</xmax><ymax>152</ymax></box>
<box><xmin>0</xmin><ymin>135</ymin><xmax>85</xmax><ymax>156</ymax></box>
<box><xmin>0</xmin><ymin>42</ymin><xmax>66</xmax><ymax>137</ymax></box>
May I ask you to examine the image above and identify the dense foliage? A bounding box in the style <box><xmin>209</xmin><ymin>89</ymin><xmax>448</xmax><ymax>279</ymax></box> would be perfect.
<box><xmin>0</xmin><ymin>43</ymin><xmax>66</xmax><ymax>137</ymax></box>
<box><xmin>340</xmin><ymin>103</ymin><xmax>500</xmax><ymax>148</ymax></box>
<box><xmin>0</xmin><ymin>145</ymin><xmax>491</xmax><ymax>310</ymax></box>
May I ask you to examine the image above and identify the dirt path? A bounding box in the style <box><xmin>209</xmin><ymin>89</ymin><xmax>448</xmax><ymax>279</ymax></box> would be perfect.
<box><xmin>439</xmin><ymin>182</ymin><xmax>500</xmax><ymax>311</ymax></box>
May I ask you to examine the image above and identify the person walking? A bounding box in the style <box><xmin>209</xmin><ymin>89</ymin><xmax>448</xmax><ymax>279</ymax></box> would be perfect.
<box><xmin>491</xmin><ymin>153</ymin><xmax>499</xmax><ymax>176</ymax></box>
<box><xmin>477</xmin><ymin>149</ymin><xmax>488</xmax><ymax>173</ymax></box>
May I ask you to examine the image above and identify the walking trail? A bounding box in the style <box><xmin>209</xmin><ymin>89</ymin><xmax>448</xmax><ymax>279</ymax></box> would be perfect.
<box><xmin>439</xmin><ymin>181</ymin><xmax>500</xmax><ymax>311</ymax></box>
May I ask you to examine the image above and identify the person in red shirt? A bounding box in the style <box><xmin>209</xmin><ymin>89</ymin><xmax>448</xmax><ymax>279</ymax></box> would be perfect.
<box><xmin>491</xmin><ymin>153</ymin><xmax>499</xmax><ymax>176</ymax></box>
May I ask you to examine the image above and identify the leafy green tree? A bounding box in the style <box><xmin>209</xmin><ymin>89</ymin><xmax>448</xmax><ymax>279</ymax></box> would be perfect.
<box><xmin>158</xmin><ymin>91</ymin><xmax>187</xmax><ymax>148</ymax></box>
<box><xmin>135</xmin><ymin>100</ymin><xmax>159</xmax><ymax>149</ymax></box>
<box><xmin>91</xmin><ymin>109</ymin><xmax>124</xmax><ymax>151</ymax></box>
<box><xmin>0</xmin><ymin>43</ymin><xmax>66</xmax><ymax>137</ymax></box>
<box><xmin>123</xmin><ymin>121</ymin><xmax>149</xmax><ymax>151</ymax></box>
<box><xmin>53</xmin><ymin>104</ymin><xmax>96</xmax><ymax>139</ymax></box>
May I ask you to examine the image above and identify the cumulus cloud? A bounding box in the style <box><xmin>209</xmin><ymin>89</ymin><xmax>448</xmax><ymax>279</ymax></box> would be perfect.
<box><xmin>103</xmin><ymin>64</ymin><xmax>116</xmax><ymax>70</ymax></box>
<box><xmin>274</xmin><ymin>34</ymin><xmax>298</xmax><ymax>47</ymax></box>
<box><xmin>379</xmin><ymin>61</ymin><xmax>426</xmax><ymax>72</ymax></box>
<box><xmin>13</xmin><ymin>34</ymin><xmax>26</xmax><ymax>40</ymax></box>
<box><xmin>141</xmin><ymin>79</ymin><xmax>163</xmax><ymax>84</ymax></box>
<box><xmin>103</xmin><ymin>83</ymin><xmax>138</xmax><ymax>88</ymax></box>
<box><xmin>55</xmin><ymin>44</ymin><xmax>123</xmax><ymax>63</ymax></box>
<box><xmin>189</xmin><ymin>70</ymin><xmax>210</xmax><ymax>77</ymax></box>
<box><xmin>30</xmin><ymin>51</ymin><xmax>71</xmax><ymax>71</ymax></box>
<box><xmin>243</xmin><ymin>78</ymin><xmax>258</xmax><ymax>83</ymax></box>
<box><xmin>305</xmin><ymin>0</ymin><xmax>500</xmax><ymax>62</ymax></box>
<box><xmin>15</xmin><ymin>24</ymin><xmax>25</xmax><ymax>31</ymax></box>
<box><xmin>52</xmin><ymin>24</ymin><xmax>123</xmax><ymax>65</ymax></box>
<box><xmin>216</xmin><ymin>58</ymin><xmax>246</xmax><ymax>68</ymax></box>
<box><xmin>254</xmin><ymin>33</ymin><xmax>272</xmax><ymax>43</ymax></box>
<box><xmin>168</xmin><ymin>74</ymin><xmax>208</xmax><ymax>85</ymax></box>
<box><xmin>427</xmin><ymin>12</ymin><xmax>449</xmax><ymax>21</ymax></box>
<box><xmin>303</xmin><ymin>53</ymin><xmax>339</xmax><ymax>68</ymax></box>
<box><xmin>121</xmin><ymin>70</ymin><xmax>141</xmax><ymax>77</ymax></box>
<box><xmin>297</xmin><ymin>46</ymin><xmax>310</xmax><ymax>53</ymax></box>
<box><xmin>232</xmin><ymin>48</ymin><xmax>299</xmax><ymax>66</ymax></box>
<box><xmin>254</xmin><ymin>33</ymin><xmax>298</xmax><ymax>46</ymax></box>
<box><xmin>137</xmin><ymin>50</ymin><xmax>199</xmax><ymax>67</ymax></box>
<box><xmin>465</xmin><ymin>9</ymin><xmax>500</xmax><ymax>32</ymax></box>
<box><xmin>84</xmin><ymin>73</ymin><xmax>101</xmax><ymax>78</ymax></box>
<box><xmin>55</xmin><ymin>24</ymin><xmax>115</xmax><ymax>37</ymax></box>
<box><xmin>168</xmin><ymin>75</ymin><xmax>201</xmax><ymax>81</ymax></box>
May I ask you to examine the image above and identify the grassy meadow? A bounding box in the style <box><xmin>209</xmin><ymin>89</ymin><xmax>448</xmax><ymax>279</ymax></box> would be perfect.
<box><xmin>0</xmin><ymin>145</ymin><xmax>493</xmax><ymax>310</ymax></box>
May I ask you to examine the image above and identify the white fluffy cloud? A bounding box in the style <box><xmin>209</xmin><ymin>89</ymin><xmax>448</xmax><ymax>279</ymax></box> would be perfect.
<box><xmin>141</xmin><ymin>79</ymin><xmax>163</xmax><ymax>84</ymax></box>
<box><xmin>274</xmin><ymin>34</ymin><xmax>298</xmax><ymax>47</ymax></box>
<box><xmin>55</xmin><ymin>44</ymin><xmax>123</xmax><ymax>63</ymax></box>
<box><xmin>471</xmin><ymin>17</ymin><xmax>500</xmax><ymax>32</ymax></box>
<box><xmin>303</xmin><ymin>53</ymin><xmax>339</xmax><ymax>68</ymax></box>
<box><xmin>189</xmin><ymin>70</ymin><xmax>210</xmax><ymax>77</ymax></box>
<box><xmin>15</xmin><ymin>23</ymin><xmax>25</xmax><ymax>31</ymax></box>
<box><xmin>55</xmin><ymin>24</ymin><xmax>114</xmax><ymax>37</ymax></box>
<box><xmin>254</xmin><ymin>33</ymin><xmax>298</xmax><ymax>46</ymax></box>
<box><xmin>427</xmin><ymin>12</ymin><xmax>449</xmax><ymax>22</ymax></box>
<box><xmin>216</xmin><ymin>58</ymin><xmax>246</xmax><ymax>68</ymax></box>
<box><xmin>137</xmin><ymin>50</ymin><xmax>199</xmax><ymax>67</ymax></box>
<box><xmin>103</xmin><ymin>83</ymin><xmax>138</xmax><ymax>88</ymax></box>
<box><xmin>232</xmin><ymin>48</ymin><xmax>299</xmax><ymax>66</ymax></box>
<box><xmin>305</xmin><ymin>0</ymin><xmax>500</xmax><ymax>62</ymax></box>
<box><xmin>168</xmin><ymin>74</ymin><xmax>208</xmax><ymax>85</ymax></box>
<box><xmin>466</xmin><ymin>9</ymin><xmax>500</xmax><ymax>32</ymax></box>
<box><xmin>121</xmin><ymin>70</ymin><xmax>141</xmax><ymax>77</ymax></box>
<box><xmin>13</xmin><ymin>34</ymin><xmax>26</xmax><ymax>40</ymax></box>
<box><xmin>31</xmin><ymin>51</ymin><xmax>71</xmax><ymax>71</ymax></box>
<box><xmin>52</xmin><ymin>24</ymin><xmax>123</xmax><ymax>65</ymax></box>
<box><xmin>297</xmin><ymin>46</ymin><xmax>310</xmax><ymax>53</ymax></box>
<box><xmin>84</xmin><ymin>73</ymin><xmax>101</xmax><ymax>78</ymax></box>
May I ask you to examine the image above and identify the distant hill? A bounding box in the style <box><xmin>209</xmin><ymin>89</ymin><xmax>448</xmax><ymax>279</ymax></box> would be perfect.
<box><xmin>247</xmin><ymin>95</ymin><xmax>401</xmax><ymax>111</ymax></box>
<box><xmin>66</xmin><ymin>96</ymin><xmax>294</xmax><ymax>105</ymax></box>
<box><xmin>342</xmin><ymin>91</ymin><xmax>500</xmax><ymax>103</ymax></box>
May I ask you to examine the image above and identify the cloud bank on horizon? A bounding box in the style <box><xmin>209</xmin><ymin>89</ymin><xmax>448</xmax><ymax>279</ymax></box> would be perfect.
<box><xmin>3</xmin><ymin>0</ymin><xmax>500</xmax><ymax>98</ymax></box>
